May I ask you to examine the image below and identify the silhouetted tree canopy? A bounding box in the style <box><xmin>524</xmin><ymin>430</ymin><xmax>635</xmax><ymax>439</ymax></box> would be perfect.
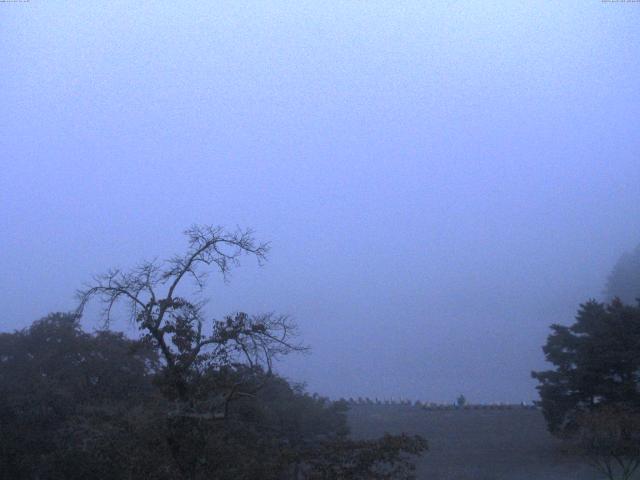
<box><xmin>532</xmin><ymin>299</ymin><xmax>640</xmax><ymax>435</ymax></box>
<box><xmin>0</xmin><ymin>314</ymin><xmax>426</xmax><ymax>479</ymax></box>
<box><xmin>1</xmin><ymin>225</ymin><xmax>427</xmax><ymax>479</ymax></box>
<box><xmin>0</xmin><ymin>313</ymin><xmax>161</xmax><ymax>479</ymax></box>
<box><xmin>532</xmin><ymin>299</ymin><xmax>640</xmax><ymax>478</ymax></box>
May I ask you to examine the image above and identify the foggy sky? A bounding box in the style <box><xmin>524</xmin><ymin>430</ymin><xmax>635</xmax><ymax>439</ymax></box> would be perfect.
<box><xmin>2</xmin><ymin>1</ymin><xmax>640</xmax><ymax>403</ymax></box>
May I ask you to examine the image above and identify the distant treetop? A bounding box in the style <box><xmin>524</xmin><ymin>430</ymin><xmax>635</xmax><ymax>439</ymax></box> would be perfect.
<box><xmin>605</xmin><ymin>243</ymin><xmax>640</xmax><ymax>304</ymax></box>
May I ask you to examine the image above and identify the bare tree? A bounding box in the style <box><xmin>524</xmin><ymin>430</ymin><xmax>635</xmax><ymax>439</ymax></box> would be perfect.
<box><xmin>76</xmin><ymin>224</ymin><xmax>306</xmax><ymax>417</ymax></box>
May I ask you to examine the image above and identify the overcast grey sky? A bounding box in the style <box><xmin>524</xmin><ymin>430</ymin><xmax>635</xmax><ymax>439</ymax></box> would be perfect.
<box><xmin>2</xmin><ymin>1</ymin><xmax>640</xmax><ymax>403</ymax></box>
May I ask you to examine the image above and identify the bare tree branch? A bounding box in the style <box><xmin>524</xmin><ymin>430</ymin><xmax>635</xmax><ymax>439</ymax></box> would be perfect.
<box><xmin>76</xmin><ymin>225</ymin><xmax>304</xmax><ymax>418</ymax></box>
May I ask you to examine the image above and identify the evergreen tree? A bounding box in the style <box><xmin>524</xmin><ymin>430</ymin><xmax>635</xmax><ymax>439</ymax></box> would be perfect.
<box><xmin>532</xmin><ymin>299</ymin><xmax>640</xmax><ymax>435</ymax></box>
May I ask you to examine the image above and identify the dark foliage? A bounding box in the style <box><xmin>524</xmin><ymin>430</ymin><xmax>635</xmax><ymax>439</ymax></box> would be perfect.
<box><xmin>0</xmin><ymin>313</ymin><xmax>162</xmax><ymax>480</ymax></box>
<box><xmin>575</xmin><ymin>405</ymin><xmax>640</xmax><ymax>480</ymax></box>
<box><xmin>301</xmin><ymin>433</ymin><xmax>428</xmax><ymax>479</ymax></box>
<box><xmin>532</xmin><ymin>298</ymin><xmax>640</xmax><ymax>479</ymax></box>
<box><xmin>532</xmin><ymin>299</ymin><xmax>640</xmax><ymax>435</ymax></box>
<box><xmin>0</xmin><ymin>314</ymin><xmax>425</xmax><ymax>479</ymax></box>
<box><xmin>2</xmin><ymin>226</ymin><xmax>426</xmax><ymax>479</ymax></box>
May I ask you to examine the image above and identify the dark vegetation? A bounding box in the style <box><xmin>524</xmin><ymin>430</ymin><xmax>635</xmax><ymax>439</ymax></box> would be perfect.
<box><xmin>0</xmin><ymin>226</ymin><xmax>426</xmax><ymax>479</ymax></box>
<box><xmin>532</xmin><ymin>298</ymin><xmax>640</xmax><ymax>479</ymax></box>
<box><xmin>3</xmin><ymin>226</ymin><xmax>640</xmax><ymax>479</ymax></box>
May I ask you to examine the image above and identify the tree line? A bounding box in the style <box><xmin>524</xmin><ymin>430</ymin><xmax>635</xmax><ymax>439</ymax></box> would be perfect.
<box><xmin>2</xmin><ymin>226</ymin><xmax>640</xmax><ymax>479</ymax></box>
<box><xmin>0</xmin><ymin>226</ymin><xmax>426</xmax><ymax>479</ymax></box>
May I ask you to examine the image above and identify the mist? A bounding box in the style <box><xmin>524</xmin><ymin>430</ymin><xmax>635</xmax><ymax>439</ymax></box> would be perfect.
<box><xmin>2</xmin><ymin>0</ymin><xmax>640</xmax><ymax>407</ymax></box>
